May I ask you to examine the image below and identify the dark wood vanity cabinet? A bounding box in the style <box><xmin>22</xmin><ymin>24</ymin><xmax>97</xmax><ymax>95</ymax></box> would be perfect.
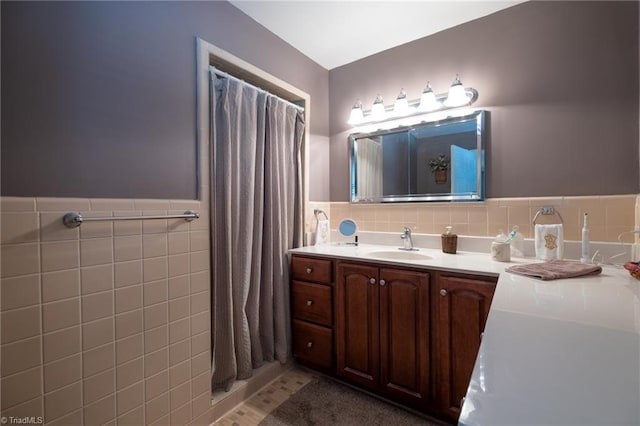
<box><xmin>335</xmin><ymin>262</ymin><xmax>431</xmax><ymax>409</ymax></box>
<box><xmin>290</xmin><ymin>254</ymin><xmax>496</xmax><ymax>423</ymax></box>
<box><xmin>434</xmin><ymin>272</ymin><xmax>496</xmax><ymax>422</ymax></box>
<box><xmin>290</xmin><ymin>256</ymin><xmax>334</xmax><ymax>371</ymax></box>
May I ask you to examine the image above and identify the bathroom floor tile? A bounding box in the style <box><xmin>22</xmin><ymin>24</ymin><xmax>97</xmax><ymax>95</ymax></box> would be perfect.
<box><xmin>213</xmin><ymin>367</ymin><xmax>315</xmax><ymax>425</ymax></box>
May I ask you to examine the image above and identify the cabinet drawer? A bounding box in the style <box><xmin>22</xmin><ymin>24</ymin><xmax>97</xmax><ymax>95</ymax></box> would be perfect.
<box><xmin>291</xmin><ymin>256</ymin><xmax>332</xmax><ymax>284</ymax></box>
<box><xmin>292</xmin><ymin>281</ymin><xmax>332</xmax><ymax>326</ymax></box>
<box><xmin>293</xmin><ymin>319</ymin><xmax>333</xmax><ymax>369</ymax></box>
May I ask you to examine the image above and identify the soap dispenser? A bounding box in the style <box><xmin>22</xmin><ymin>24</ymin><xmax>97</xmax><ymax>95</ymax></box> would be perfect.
<box><xmin>441</xmin><ymin>226</ymin><xmax>458</xmax><ymax>254</ymax></box>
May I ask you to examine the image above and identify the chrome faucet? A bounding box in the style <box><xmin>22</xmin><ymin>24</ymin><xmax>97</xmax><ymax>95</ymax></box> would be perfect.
<box><xmin>400</xmin><ymin>226</ymin><xmax>415</xmax><ymax>251</ymax></box>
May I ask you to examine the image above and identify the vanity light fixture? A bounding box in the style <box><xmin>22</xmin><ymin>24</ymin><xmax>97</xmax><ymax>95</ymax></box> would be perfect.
<box><xmin>417</xmin><ymin>81</ymin><xmax>440</xmax><ymax>112</ymax></box>
<box><xmin>370</xmin><ymin>94</ymin><xmax>387</xmax><ymax>121</ymax></box>
<box><xmin>347</xmin><ymin>74</ymin><xmax>478</xmax><ymax>126</ymax></box>
<box><xmin>348</xmin><ymin>99</ymin><xmax>364</xmax><ymax>125</ymax></box>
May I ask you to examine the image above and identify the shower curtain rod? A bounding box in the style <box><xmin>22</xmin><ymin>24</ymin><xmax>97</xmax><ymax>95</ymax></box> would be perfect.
<box><xmin>210</xmin><ymin>66</ymin><xmax>305</xmax><ymax>112</ymax></box>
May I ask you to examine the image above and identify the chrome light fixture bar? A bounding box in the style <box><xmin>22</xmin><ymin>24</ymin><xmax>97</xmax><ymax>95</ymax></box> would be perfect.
<box><xmin>347</xmin><ymin>74</ymin><xmax>478</xmax><ymax>125</ymax></box>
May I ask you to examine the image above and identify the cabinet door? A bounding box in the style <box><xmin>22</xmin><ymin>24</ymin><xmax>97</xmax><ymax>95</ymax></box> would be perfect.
<box><xmin>379</xmin><ymin>268</ymin><xmax>430</xmax><ymax>407</ymax></box>
<box><xmin>436</xmin><ymin>274</ymin><xmax>496</xmax><ymax>421</ymax></box>
<box><xmin>335</xmin><ymin>262</ymin><xmax>380</xmax><ymax>389</ymax></box>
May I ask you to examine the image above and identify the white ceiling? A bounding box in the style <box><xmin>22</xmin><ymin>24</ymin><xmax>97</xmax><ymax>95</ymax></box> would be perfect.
<box><xmin>230</xmin><ymin>1</ymin><xmax>525</xmax><ymax>70</ymax></box>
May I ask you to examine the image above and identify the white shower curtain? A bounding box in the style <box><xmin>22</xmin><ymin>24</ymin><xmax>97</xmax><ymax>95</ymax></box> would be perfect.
<box><xmin>209</xmin><ymin>70</ymin><xmax>304</xmax><ymax>391</ymax></box>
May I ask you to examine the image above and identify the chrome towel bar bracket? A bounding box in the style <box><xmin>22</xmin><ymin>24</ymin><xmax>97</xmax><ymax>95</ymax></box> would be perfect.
<box><xmin>62</xmin><ymin>210</ymin><xmax>199</xmax><ymax>229</ymax></box>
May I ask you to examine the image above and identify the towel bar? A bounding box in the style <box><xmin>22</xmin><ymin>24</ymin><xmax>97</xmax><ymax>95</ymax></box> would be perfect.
<box><xmin>532</xmin><ymin>206</ymin><xmax>563</xmax><ymax>225</ymax></box>
<box><xmin>62</xmin><ymin>210</ymin><xmax>199</xmax><ymax>228</ymax></box>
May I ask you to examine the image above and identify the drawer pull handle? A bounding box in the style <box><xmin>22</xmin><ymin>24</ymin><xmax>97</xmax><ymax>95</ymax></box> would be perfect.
<box><xmin>461</xmin><ymin>396</ymin><xmax>466</xmax><ymax>407</ymax></box>
<box><xmin>369</xmin><ymin>278</ymin><xmax>376</xmax><ymax>284</ymax></box>
<box><xmin>440</xmin><ymin>289</ymin><xmax>447</xmax><ymax>297</ymax></box>
<box><xmin>379</xmin><ymin>279</ymin><xmax>386</xmax><ymax>286</ymax></box>
<box><xmin>307</xmin><ymin>342</ymin><xmax>313</xmax><ymax>348</ymax></box>
<box><xmin>306</xmin><ymin>267</ymin><xmax>313</xmax><ymax>274</ymax></box>
<box><xmin>306</xmin><ymin>300</ymin><xmax>313</xmax><ymax>306</ymax></box>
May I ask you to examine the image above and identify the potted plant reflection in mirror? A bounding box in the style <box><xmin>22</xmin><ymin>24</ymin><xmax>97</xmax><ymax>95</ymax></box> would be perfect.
<box><xmin>429</xmin><ymin>154</ymin><xmax>449</xmax><ymax>184</ymax></box>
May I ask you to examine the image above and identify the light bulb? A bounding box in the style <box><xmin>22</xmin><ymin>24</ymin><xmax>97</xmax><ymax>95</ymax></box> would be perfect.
<box><xmin>444</xmin><ymin>74</ymin><xmax>471</xmax><ymax>107</ymax></box>
<box><xmin>347</xmin><ymin>99</ymin><xmax>364</xmax><ymax>125</ymax></box>
<box><xmin>418</xmin><ymin>82</ymin><xmax>441</xmax><ymax>112</ymax></box>
<box><xmin>393</xmin><ymin>88</ymin><xmax>411</xmax><ymax>117</ymax></box>
<box><xmin>371</xmin><ymin>94</ymin><xmax>386</xmax><ymax>121</ymax></box>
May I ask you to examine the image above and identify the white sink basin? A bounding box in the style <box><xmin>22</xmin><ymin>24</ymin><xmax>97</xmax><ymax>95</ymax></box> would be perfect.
<box><xmin>367</xmin><ymin>250</ymin><xmax>432</xmax><ymax>261</ymax></box>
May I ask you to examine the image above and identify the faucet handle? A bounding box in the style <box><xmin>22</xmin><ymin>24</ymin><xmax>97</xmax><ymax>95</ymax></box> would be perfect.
<box><xmin>403</xmin><ymin>226</ymin><xmax>412</xmax><ymax>235</ymax></box>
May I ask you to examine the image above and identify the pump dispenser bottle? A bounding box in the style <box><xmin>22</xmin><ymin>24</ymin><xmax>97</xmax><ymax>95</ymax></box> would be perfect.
<box><xmin>581</xmin><ymin>213</ymin><xmax>590</xmax><ymax>263</ymax></box>
<box><xmin>442</xmin><ymin>226</ymin><xmax>458</xmax><ymax>254</ymax></box>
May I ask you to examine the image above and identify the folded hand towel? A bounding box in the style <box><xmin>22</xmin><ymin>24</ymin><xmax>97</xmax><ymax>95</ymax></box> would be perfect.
<box><xmin>506</xmin><ymin>259</ymin><xmax>602</xmax><ymax>280</ymax></box>
<box><xmin>535</xmin><ymin>224</ymin><xmax>564</xmax><ymax>260</ymax></box>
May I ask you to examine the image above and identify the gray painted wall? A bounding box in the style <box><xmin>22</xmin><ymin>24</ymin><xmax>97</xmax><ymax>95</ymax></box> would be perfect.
<box><xmin>3</xmin><ymin>1</ymin><xmax>637</xmax><ymax>202</ymax></box>
<box><xmin>329</xmin><ymin>1</ymin><xmax>639</xmax><ymax>200</ymax></box>
<box><xmin>1</xmin><ymin>1</ymin><xmax>329</xmax><ymax>200</ymax></box>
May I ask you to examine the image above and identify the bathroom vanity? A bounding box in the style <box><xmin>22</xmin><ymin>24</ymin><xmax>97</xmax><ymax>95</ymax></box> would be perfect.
<box><xmin>289</xmin><ymin>243</ymin><xmax>640</xmax><ymax>425</ymax></box>
<box><xmin>290</xmin><ymin>246</ymin><xmax>498</xmax><ymax>423</ymax></box>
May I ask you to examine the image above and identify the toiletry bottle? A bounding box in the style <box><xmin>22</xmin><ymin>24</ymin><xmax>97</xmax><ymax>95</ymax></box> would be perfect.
<box><xmin>442</xmin><ymin>226</ymin><xmax>457</xmax><ymax>254</ymax></box>
<box><xmin>510</xmin><ymin>225</ymin><xmax>525</xmax><ymax>257</ymax></box>
<box><xmin>580</xmin><ymin>213</ymin><xmax>590</xmax><ymax>263</ymax></box>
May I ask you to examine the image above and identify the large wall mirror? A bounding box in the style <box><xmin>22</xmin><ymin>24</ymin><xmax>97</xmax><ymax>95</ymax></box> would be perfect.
<box><xmin>350</xmin><ymin>110</ymin><xmax>486</xmax><ymax>203</ymax></box>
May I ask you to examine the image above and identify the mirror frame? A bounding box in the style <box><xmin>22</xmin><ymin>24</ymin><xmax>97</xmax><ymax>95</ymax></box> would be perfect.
<box><xmin>349</xmin><ymin>109</ymin><xmax>486</xmax><ymax>203</ymax></box>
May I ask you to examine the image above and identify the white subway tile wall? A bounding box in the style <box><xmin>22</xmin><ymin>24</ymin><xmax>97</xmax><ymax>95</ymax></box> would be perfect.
<box><xmin>0</xmin><ymin>196</ymin><xmax>217</xmax><ymax>425</ymax></box>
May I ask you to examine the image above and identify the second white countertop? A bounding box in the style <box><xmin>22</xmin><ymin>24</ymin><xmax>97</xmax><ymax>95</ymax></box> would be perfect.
<box><xmin>290</xmin><ymin>243</ymin><xmax>640</xmax><ymax>426</ymax></box>
<box><xmin>460</xmin><ymin>265</ymin><xmax>640</xmax><ymax>426</ymax></box>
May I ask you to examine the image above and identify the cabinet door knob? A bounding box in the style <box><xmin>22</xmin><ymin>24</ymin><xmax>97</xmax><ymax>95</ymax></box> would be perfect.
<box><xmin>306</xmin><ymin>300</ymin><xmax>313</xmax><ymax>306</ymax></box>
<box><xmin>369</xmin><ymin>277</ymin><xmax>376</xmax><ymax>284</ymax></box>
<box><xmin>379</xmin><ymin>279</ymin><xmax>386</xmax><ymax>286</ymax></box>
<box><xmin>460</xmin><ymin>396</ymin><xmax>466</xmax><ymax>407</ymax></box>
<box><xmin>440</xmin><ymin>288</ymin><xmax>448</xmax><ymax>296</ymax></box>
<box><xmin>306</xmin><ymin>267</ymin><xmax>313</xmax><ymax>274</ymax></box>
<box><xmin>480</xmin><ymin>332</ymin><xmax>484</xmax><ymax>341</ymax></box>
<box><xmin>307</xmin><ymin>342</ymin><xmax>313</xmax><ymax>348</ymax></box>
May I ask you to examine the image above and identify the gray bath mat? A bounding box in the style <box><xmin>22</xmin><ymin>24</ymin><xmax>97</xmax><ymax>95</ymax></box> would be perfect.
<box><xmin>259</xmin><ymin>375</ymin><xmax>442</xmax><ymax>426</ymax></box>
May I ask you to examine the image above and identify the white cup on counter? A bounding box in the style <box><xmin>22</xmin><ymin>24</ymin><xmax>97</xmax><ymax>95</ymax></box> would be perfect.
<box><xmin>491</xmin><ymin>241</ymin><xmax>511</xmax><ymax>262</ymax></box>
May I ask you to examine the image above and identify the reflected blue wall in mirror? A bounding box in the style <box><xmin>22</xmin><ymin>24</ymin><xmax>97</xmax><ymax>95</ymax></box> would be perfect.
<box><xmin>350</xmin><ymin>110</ymin><xmax>485</xmax><ymax>203</ymax></box>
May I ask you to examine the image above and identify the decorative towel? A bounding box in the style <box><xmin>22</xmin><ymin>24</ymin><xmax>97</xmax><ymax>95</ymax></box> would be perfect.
<box><xmin>506</xmin><ymin>259</ymin><xmax>602</xmax><ymax>281</ymax></box>
<box><xmin>535</xmin><ymin>224</ymin><xmax>564</xmax><ymax>260</ymax></box>
<box><xmin>315</xmin><ymin>219</ymin><xmax>330</xmax><ymax>246</ymax></box>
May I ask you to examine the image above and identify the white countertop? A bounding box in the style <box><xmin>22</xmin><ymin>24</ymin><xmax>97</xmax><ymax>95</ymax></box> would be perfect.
<box><xmin>290</xmin><ymin>243</ymin><xmax>510</xmax><ymax>277</ymax></box>
<box><xmin>290</xmin><ymin>243</ymin><xmax>640</xmax><ymax>426</ymax></box>
<box><xmin>461</xmin><ymin>264</ymin><xmax>640</xmax><ymax>426</ymax></box>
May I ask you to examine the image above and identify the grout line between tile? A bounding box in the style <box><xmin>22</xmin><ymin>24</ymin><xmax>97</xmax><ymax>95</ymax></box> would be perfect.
<box><xmin>41</xmin><ymin>378</ymin><xmax>81</xmax><ymax>398</ymax></box>
<box><xmin>141</xmin><ymin>258</ymin><xmax>148</xmax><ymax>426</ymax></box>
<box><xmin>0</xmin><ymin>302</ymin><xmax>46</xmax><ymax>315</ymax></box>
<box><xmin>111</xmin><ymin>229</ymin><xmax>118</xmax><ymax>425</ymax></box>
<box><xmin>36</xmin><ymin>212</ymin><xmax>45</xmax><ymax>422</ymax></box>
<box><xmin>78</xmin><ymin>267</ymin><xmax>85</xmax><ymax>425</ymax></box>
<box><xmin>0</xmin><ymin>364</ymin><xmax>42</xmax><ymax>384</ymax></box>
